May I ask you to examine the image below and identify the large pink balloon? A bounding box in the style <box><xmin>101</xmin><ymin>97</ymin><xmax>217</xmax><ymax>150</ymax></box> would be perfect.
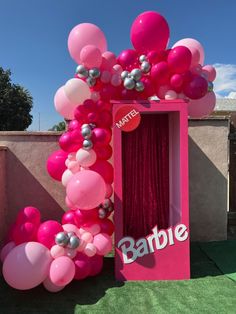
<box><xmin>64</xmin><ymin>78</ymin><xmax>91</xmax><ymax>104</ymax></box>
<box><xmin>172</xmin><ymin>38</ymin><xmax>204</xmax><ymax>66</ymax></box>
<box><xmin>130</xmin><ymin>11</ymin><xmax>170</xmax><ymax>53</ymax></box>
<box><xmin>188</xmin><ymin>92</ymin><xmax>216</xmax><ymax>118</ymax></box>
<box><xmin>49</xmin><ymin>256</ymin><xmax>75</xmax><ymax>287</ymax></box>
<box><xmin>54</xmin><ymin>86</ymin><xmax>78</xmax><ymax>120</ymax></box>
<box><xmin>3</xmin><ymin>242</ymin><xmax>52</xmax><ymax>290</ymax></box>
<box><xmin>47</xmin><ymin>149</ymin><xmax>68</xmax><ymax>181</ymax></box>
<box><xmin>68</xmin><ymin>23</ymin><xmax>107</xmax><ymax>64</ymax></box>
<box><xmin>66</xmin><ymin>170</ymin><xmax>106</xmax><ymax>209</ymax></box>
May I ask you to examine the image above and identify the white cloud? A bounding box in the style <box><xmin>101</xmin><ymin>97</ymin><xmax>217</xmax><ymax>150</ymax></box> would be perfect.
<box><xmin>213</xmin><ymin>63</ymin><xmax>236</xmax><ymax>98</ymax></box>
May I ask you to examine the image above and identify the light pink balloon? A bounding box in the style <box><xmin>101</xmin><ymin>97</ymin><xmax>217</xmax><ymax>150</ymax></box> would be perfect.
<box><xmin>54</xmin><ymin>86</ymin><xmax>78</xmax><ymax>120</ymax></box>
<box><xmin>93</xmin><ymin>233</ymin><xmax>112</xmax><ymax>256</ymax></box>
<box><xmin>3</xmin><ymin>242</ymin><xmax>52</xmax><ymax>290</ymax></box>
<box><xmin>62</xmin><ymin>223</ymin><xmax>78</xmax><ymax>234</ymax></box>
<box><xmin>64</xmin><ymin>248</ymin><xmax>77</xmax><ymax>259</ymax></box>
<box><xmin>101</xmin><ymin>71</ymin><xmax>112</xmax><ymax>84</ymax></box>
<box><xmin>43</xmin><ymin>276</ymin><xmax>65</xmax><ymax>292</ymax></box>
<box><xmin>165</xmin><ymin>90</ymin><xmax>178</xmax><ymax>100</ymax></box>
<box><xmin>91</xmin><ymin>91</ymin><xmax>100</xmax><ymax>102</ymax></box>
<box><xmin>81</xmin><ymin>232</ymin><xmax>93</xmax><ymax>243</ymax></box>
<box><xmin>49</xmin><ymin>256</ymin><xmax>75</xmax><ymax>287</ymax></box>
<box><xmin>0</xmin><ymin>242</ymin><xmax>15</xmax><ymax>263</ymax></box>
<box><xmin>100</xmin><ymin>51</ymin><xmax>117</xmax><ymax>71</ymax></box>
<box><xmin>64</xmin><ymin>78</ymin><xmax>91</xmax><ymax>104</ymax></box>
<box><xmin>62</xmin><ymin>169</ymin><xmax>73</xmax><ymax>187</ymax></box>
<box><xmin>84</xmin><ymin>243</ymin><xmax>97</xmax><ymax>257</ymax></box>
<box><xmin>80</xmin><ymin>45</ymin><xmax>102</xmax><ymax>68</ymax></box>
<box><xmin>202</xmin><ymin>65</ymin><xmax>216</xmax><ymax>82</ymax></box>
<box><xmin>76</xmin><ymin>148</ymin><xmax>97</xmax><ymax>167</ymax></box>
<box><xmin>67</xmin><ymin>160</ymin><xmax>81</xmax><ymax>173</ymax></box>
<box><xmin>188</xmin><ymin>92</ymin><xmax>216</xmax><ymax>118</ymax></box>
<box><xmin>83</xmin><ymin>223</ymin><xmax>101</xmax><ymax>235</ymax></box>
<box><xmin>66</xmin><ymin>170</ymin><xmax>106</xmax><ymax>210</ymax></box>
<box><xmin>112</xmin><ymin>64</ymin><xmax>123</xmax><ymax>74</ymax></box>
<box><xmin>173</xmin><ymin>38</ymin><xmax>204</xmax><ymax>66</ymax></box>
<box><xmin>50</xmin><ymin>245</ymin><xmax>65</xmax><ymax>259</ymax></box>
<box><xmin>68</xmin><ymin>23</ymin><xmax>107</xmax><ymax>64</ymax></box>
<box><xmin>111</xmin><ymin>73</ymin><xmax>122</xmax><ymax>87</ymax></box>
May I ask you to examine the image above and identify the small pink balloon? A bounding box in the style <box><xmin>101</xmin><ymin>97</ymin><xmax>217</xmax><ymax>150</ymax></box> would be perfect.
<box><xmin>74</xmin><ymin>208</ymin><xmax>98</xmax><ymax>227</ymax></box>
<box><xmin>112</xmin><ymin>64</ymin><xmax>123</xmax><ymax>74</ymax></box>
<box><xmin>101</xmin><ymin>71</ymin><xmax>112</xmax><ymax>84</ymax></box>
<box><xmin>117</xmin><ymin>49</ymin><xmax>138</xmax><ymax>70</ymax></box>
<box><xmin>66</xmin><ymin>170</ymin><xmax>106</xmax><ymax>210</ymax></box>
<box><xmin>91</xmin><ymin>91</ymin><xmax>100</xmax><ymax>102</ymax></box>
<box><xmin>0</xmin><ymin>242</ymin><xmax>16</xmax><ymax>263</ymax></box>
<box><xmin>68</xmin><ymin>23</ymin><xmax>107</xmax><ymax>64</ymax></box>
<box><xmin>101</xmin><ymin>51</ymin><xmax>117</xmax><ymax>71</ymax></box>
<box><xmin>165</xmin><ymin>90</ymin><xmax>178</xmax><ymax>100</ymax></box>
<box><xmin>62</xmin><ymin>223</ymin><xmax>78</xmax><ymax>234</ymax></box>
<box><xmin>82</xmin><ymin>222</ymin><xmax>101</xmax><ymax>235</ymax></box>
<box><xmin>3</xmin><ymin>242</ymin><xmax>52</xmax><ymax>290</ymax></box>
<box><xmin>151</xmin><ymin>62</ymin><xmax>170</xmax><ymax>84</ymax></box>
<box><xmin>64</xmin><ymin>248</ymin><xmax>77</xmax><ymax>259</ymax></box>
<box><xmin>68</xmin><ymin>120</ymin><xmax>81</xmax><ymax>131</ymax></box>
<box><xmin>47</xmin><ymin>150</ymin><xmax>68</xmax><ymax>181</ymax></box>
<box><xmin>50</xmin><ymin>245</ymin><xmax>65</xmax><ymax>259</ymax></box>
<box><xmin>111</xmin><ymin>73</ymin><xmax>122</xmax><ymax>87</ymax></box>
<box><xmin>37</xmin><ymin>220</ymin><xmax>63</xmax><ymax>249</ymax></box>
<box><xmin>62</xmin><ymin>169</ymin><xmax>73</xmax><ymax>187</ymax></box>
<box><xmin>92</xmin><ymin>128</ymin><xmax>111</xmax><ymax>145</ymax></box>
<box><xmin>64</xmin><ymin>78</ymin><xmax>91</xmax><ymax>104</ymax></box>
<box><xmin>74</xmin><ymin>252</ymin><xmax>91</xmax><ymax>280</ymax></box>
<box><xmin>93</xmin><ymin>233</ymin><xmax>112</xmax><ymax>256</ymax></box>
<box><xmin>170</xmin><ymin>74</ymin><xmax>184</xmax><ymax>89</ymax></box>
<box><xmin>49</xmin><ymin>256</ymin><xmax>75</xmax><ymax>287</ymax></box>
<box><xmin>157</xmin><ymin>85</ymin><xmax>170</xmax><ymax>99</ymax></box>
<box><xmin>54</xmin><ymin>86</ymin><xmax>78</xmax><ymax>120</ymax></box>
<box><xmin>105</xmin><ymin>184</ymin><xmax>113</xmax><ymax>198</ymax></box>
<box><xmin>67</xmin><ymin>160</ymin><xmax>81</xmax><ymax>173</ymax></box>
<box><xmin>59</xmin><ymin>130</ymin><xmax>83</xmax><ymax>153</ymax></box>
<box><xmin>167</xmin><ymin>46</ymin><xmax>192</xmax><ymax>74</ymax></box>
<box><xmin>202</xmin><ymin>65</ymin><xmax>216</xmax><ymax>82</ymax></box>
<box><xmin>43</xmin><ymin>276</ymin><xmax>65</xmax><ymax>292</ymax></box>
<box><xmin>80</xmin><ymin>44</ymin><xmax>102</xmax><ymax>68</ymax></box>
<box><xmin>77</xmin><ymin>239</ymin><xmax>87</xmax><ymax>252</ymax></box>
<box><xmin>61</xmin><ymin>210</ymin><xmax>77</xmax><ymax>225</ymax></box>
<box><xmin>89</xmin><ymin>254</ymin><xmax>103</xmax><ymax>276</ymax></box>
<box><xmin>81</xmin><ymin>232</ymin><xmax>93</xmax><ymax>243</ymax></box>
<box><xmin>188</xmin><ymin>92</ymin><xmax>216</xmax><ymax>118</ymax></box>
<box><xmin>76</xmin><ymin>148</ymin><xmax>97</xmax><ymax>167</ymax></box>
<box><xmin>16</xmin><ymin>206</ymin><xmax>41</xmax><ymax>226</ymax></box>
<box><xmin>84</xmin><ymin>243</ymin><xmax>97</xmax><ymax>257</ymax></box>
<box><xmin>99</xmin><ymin>219</ymin><xmax>114</xmax><ymax>236</ymax></box>
<box><xmin>191</xmin><ymin>64</ymin><xmax>202</xmax><ymax>75</ymax></box>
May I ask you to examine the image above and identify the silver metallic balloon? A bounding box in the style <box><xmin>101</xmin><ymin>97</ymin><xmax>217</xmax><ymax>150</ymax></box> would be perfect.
<box><xmin>135</xmin><ymin>81</ymin><xmax>145</xmax><ymax>92</ymax></box>
<box><xmin>81</xmin><ymin>126</ymin><xmax>92</xmax><ymax>139</ymax></box>
<box><xmin>55</xmin><ymin>232</ymin><xmax>70</xmax><ymax>247</ymax></box>
<box><xmin>68</xmin><ymin>235</ymin><xmax>80</xmax><ymax>249</ymax></box>
<box><xmin>83</xmin><ymin>139</ymin><xmax>93</xmax><ymax>150</ymax></box>
<box><xmin>141</xmin><ymin>61</ymin><xmax>151</xmax><ymax>73</ymax></box>
<box><xmin>130</xmin><ymin>68</ymin><xmax>142</xmax><ymax>81</ymax></box>
<box><xmin>98</xmin><ymin>208</ymin><xmax>107</xmax><ymax>219</ymax></box>
<box><xmin>82</xmin><ymin>124</ymin><xmax>90</xmax><ymax>129</ymax></box>
<box><xmin>208</xmin><ymin>82</ymin><xmax>214</xmax><ymax>92</ymax></box>
<box><xmin>121</xmin><ymin>71</ymin><xmax>129</xmax><ymax>81</ymax></box>
<box><xmin>139</xmin><ymin>55</ymin><xmax>147</xmax><ymax>63</ymax></box>
<box><xmin>124</xmin><ymin>77</ymin><xmax>135</xmax><ymax>90</ymax></box>
<box><xmin>89</xmin><ymin>68</ymin><xmax>101</xmax><ymax>79</ymax></box>
<box><xmin>102</xmin><ymin>198</ymin><xmax>112</xmax><ymax>209</ymax></box>
<box><xmin>76</xmin><ymin>65</ymin><xmax>89</xmax><ymax>78</ymax></box>
<box><xmin>67</xmin><ymin>231</ymin><xmax>75</xmax><ymax>238</ymax></box>
<box><xmin>86</xmin><ymin>77</ymin><xmax>96</xmax><ymax>87</ymax></box>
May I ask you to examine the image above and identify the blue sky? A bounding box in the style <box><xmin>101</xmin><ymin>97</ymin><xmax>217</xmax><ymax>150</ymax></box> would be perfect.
<box><xmin>0</xmin><ymin>0</ymin><xmax>235</xmax><ymax>130</ymax></box>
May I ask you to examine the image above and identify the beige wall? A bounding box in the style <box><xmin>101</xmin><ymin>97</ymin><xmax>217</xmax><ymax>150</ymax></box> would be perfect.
<box><xmin>0</xmin><ymin>120</ymin><xmax>229</xmax><ymax>243</ymax></box>
<box><xmin>189</xmin><ymin>119</ymin><xmax>228</xmax><ymax>241</ymax></box>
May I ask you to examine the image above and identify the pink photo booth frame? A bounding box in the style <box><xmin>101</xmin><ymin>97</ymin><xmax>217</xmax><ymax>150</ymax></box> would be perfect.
<box><xmin>113</xmin><ymin>100</ymin><xmax>190</xmax><ymax>281</ymax></box>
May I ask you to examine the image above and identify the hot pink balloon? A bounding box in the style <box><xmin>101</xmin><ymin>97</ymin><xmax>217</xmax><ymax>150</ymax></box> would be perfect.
<box><xmin>188</xmin><ymin>92</ymin><xmax>216</xmax><ymax>118</ymax></box>
<box><xmin>117</xmin><ymin>49</ymin><xmax>138</xmax><ymax>70</ymax></box>
<box><xmin>12</xmin><ymin>222</ymin><xmax>38</xmax><ymax>245</ymax></box>
<box><xmin>167</xmin><ymin>46</ymin><xmax>192</xmax><ymax>74</ymax></box>
<box><xmin>68</xmin><ymin>119</ymin><xmax>81</xmax><ymax>131</ymax></box>
<box><xmin>156</xmin><ymin>85</ymin><xmax>170</xmax><ymax>99</ymax></box>
<box><xmin>37</xmin><ymin>220</ymin><xmax>63</xmax><ymax>249</ymax></box>
<box><xmin>61</xmin><ymin>210</ymin><xmax>77</xmax><ymax>225</ymax></box>
<box><xmin>151</xmin><ymin>61</ymin><xmax>170</xmax><ymax>84</ymax></box>
<box><xmin>172</xmin><ymin>38</ymin><xmax>204</xmax><ymax>66</ymax></box>
<box><xmin>16</xmin><ymin>206</ymin><xmax>41</xmax><ymax>226</ymax></box>
<box><xmin>89</xmin><ymin>254</ymin><xmax>103</xmax><ymax>276</ymax></box>
<box><xmin>97</xmin><ymin>110</ymin><xmax>113</xmax><ymax>128</ymax></box>
<box><xmin>49</xmin><ymin>256</ymin><xmax>75</xmax><ymax>287</ymax></box>
<box><xmin>90</xmin><ymin>160</ymin><xmax>114</xmax><ymax>184</ymax></box>
<box><xmin>68</xmin><ymin>23</ymin><xmax>107</xmax><ymax>64</ymax></box>
<box><xmin>75</xmin><ymin>208</ymin><xmax>98</xmax><ymax>227</ymax></box>
<box><xmin>59</xmin><ymin>130</ymin><xmax>83</xmax><ymax>153</ymax></box>
<box><xmin>183</xmin><ymin>75</ymin><xmax>208</xmax><ymax>99</ymax></box>
<box><xmin>74</xmin><ymin>252</ymin><xmax>91</xmax><ymax>280</ymax></box>
<box><xmin>54</xmin><ymin>86</ymin><xmax>78</xmax><ymax>120</ymax></box>
<box><xmin>99</xmin><ymin>218</ymin><xmax>114</xmax><ymax>236</ymax></box>
<box><xmin>93</xmin><ymin>233</ymin><xmax>112</xmax><ymax>256</ymax></box>
<box><xmin>66</xmin><ymin>170</ymin><xmax>106</xmax><ymax>209</ymax></box>
<box><xmin>47</xmin><ymin>149</ymin><xmax>68</xmax><ymax>181</ymax></box>
<box><xmin>43</xmin><ymin>276</ymin><xmax>65</xmax><ymax>292</ymax></box>
<box><xmin>202</xmin><ymin>65</ymin><xmax>216</xmax><ymax>82</ymax></box>
<box><xmin>170</xmin><ymin>74</ymin><xmax>184</xmax><ymax>90</ymax></box>
<box><xmin>94</xmin><ymin>145</ymin><xmax>112</xmax><ymax>160</ymax></box>
<box><xmin>130</xmin><ymin>11</ymin><xmax>170</xmax><ymax>53</ymax></box>
<box><xmin>80</xmin><ymin>45</ymin><xmax>102</xmax><ymax>68</ymax></box>
<box><xmin>92</xmin><ymin>128</ymin><xmax>111</xmax><ymax>145</ymax></box>
<box><xmin>105</xmin><ymin>183</ymin><xmax>113</xmax><ymax>198</ymax></box>
<box><xmin>3</xmin><ymin>242</ymin><xmax>52</xmax><ymax>290</ymax></box>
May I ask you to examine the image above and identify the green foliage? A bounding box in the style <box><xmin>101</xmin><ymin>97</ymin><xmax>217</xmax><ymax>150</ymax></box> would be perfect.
<box><xmin>0</xmin><ymin>67</ymin><xmax>33</xmax><ymax>131</ymax></box>
<box><xmin>49</xmin><ymin>121</ymin><xmax>66</xmax><ymax>131</ymax></box>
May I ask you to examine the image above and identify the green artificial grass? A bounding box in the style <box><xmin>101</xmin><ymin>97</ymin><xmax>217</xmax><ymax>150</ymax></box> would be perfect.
<box><xmin>1</xmin><ymin>242</ymin><xmax>236</xmax><ymax>314</ymax></box>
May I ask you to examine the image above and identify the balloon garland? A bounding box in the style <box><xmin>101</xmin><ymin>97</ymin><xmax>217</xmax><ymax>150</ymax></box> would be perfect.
<box><xmin>1</xmin><ymin>11</ymin><xmax>216</xmax><ymax>292</ymax></box>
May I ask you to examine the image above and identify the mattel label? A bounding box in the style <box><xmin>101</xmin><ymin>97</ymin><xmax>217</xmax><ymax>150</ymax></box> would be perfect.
<box><xmin>115</xmin><ymin>105</ymin><xmax>141</xmax><ymax>132</ymax></box>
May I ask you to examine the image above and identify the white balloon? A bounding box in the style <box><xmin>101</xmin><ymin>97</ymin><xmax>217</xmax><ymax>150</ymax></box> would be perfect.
<box><xmin>165</xmin><ymin>90</ymin><xmax>177</xmax><ymax>100</ymax></box>
<box><xmin>64</xmin><ymin>78</ymin><xmax>91</xmax><ymax>104</ymax></box>
<box><xmin>76</xmin><ymin>148</ymin><xmax>97</xmax><ymax>167</ymax></box>
<box><xmin>62</xmin><ymin>169</ymin><xmax>73</xmax><ymax>187</ymax></box>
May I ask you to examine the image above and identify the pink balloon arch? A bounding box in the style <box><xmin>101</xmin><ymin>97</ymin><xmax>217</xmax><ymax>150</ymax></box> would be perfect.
<box><xmin>1</xmin><ymin>11</ymin><xmax>216</xmax><ymax>292</ymax></box>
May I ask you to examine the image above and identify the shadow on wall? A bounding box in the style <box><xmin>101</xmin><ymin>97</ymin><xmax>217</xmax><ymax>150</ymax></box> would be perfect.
<box><xmin>5</xmin><ymin>149</ymin><xmax>64</xmax><ymax>227</ymax></box>
<box><xmin>188</xmin><ymin>136</ymin><xmax>227</xmax><ymax>242</ymax></box>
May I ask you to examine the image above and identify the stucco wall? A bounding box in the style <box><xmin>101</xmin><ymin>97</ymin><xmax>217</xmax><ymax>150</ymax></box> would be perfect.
<box><xmin>0</xmin><ymin>120</ymin><xmax>229</xmax><ymax>243</ymax></box>
<box><xmin>188</xmin><ymin>119</ymin><xmax>228</xmax><ymax>241</ymax></box>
